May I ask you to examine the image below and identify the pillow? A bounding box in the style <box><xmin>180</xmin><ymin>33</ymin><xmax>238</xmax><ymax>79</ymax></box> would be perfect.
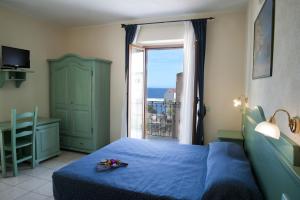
<box><xmin>202</xmin><ymin>142</ymin><xmax>263</xmax><ymax>200</ymax></box>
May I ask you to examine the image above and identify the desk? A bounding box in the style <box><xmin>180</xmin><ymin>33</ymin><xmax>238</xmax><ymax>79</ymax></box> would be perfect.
<box><xmin>0</xmin><ymin>117</ymin><xmax>61</xmax><ymax>167</ymax></box>
<box><xmin>217</xmin><ymin>130</ymin><xmax>244</xmax><ymax>147</ymax></box>
<box><xmin>0</xmin><ymin>117</ymin><xmax>60</xmax><ymax>131</ymax></box>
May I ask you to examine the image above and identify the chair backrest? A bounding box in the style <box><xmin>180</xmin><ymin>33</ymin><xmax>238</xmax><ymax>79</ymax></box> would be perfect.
<box><xmin>11</xmin><ymin>107</ymin><xmax>38</xmax><ymax>139</ymax></box>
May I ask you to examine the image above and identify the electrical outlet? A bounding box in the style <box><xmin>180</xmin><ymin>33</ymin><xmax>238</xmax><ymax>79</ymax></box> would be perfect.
<box><xmin>282</xmin><ymin>193</ymin><xmax>289</xmax><ymax>200</ymax></box>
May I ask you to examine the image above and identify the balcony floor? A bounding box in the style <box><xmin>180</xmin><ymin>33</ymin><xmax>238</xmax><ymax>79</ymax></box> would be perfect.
<box><xmin>146</xmin><ymin>135</ymin><xmax>178</xmax><ymax>143</ymax></box>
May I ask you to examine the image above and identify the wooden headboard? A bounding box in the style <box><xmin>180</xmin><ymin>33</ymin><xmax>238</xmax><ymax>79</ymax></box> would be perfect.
<box><xmin>243</xmin><ymin>106</ymin><xmax>300</xmax><ymax>200</ymax></box>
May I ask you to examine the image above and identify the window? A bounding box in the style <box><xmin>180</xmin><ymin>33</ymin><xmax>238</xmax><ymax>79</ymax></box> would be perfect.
<box><xmin>146</xmin><ymin>48</ymin><xmax>183</xmax><ymax>139</ymax></box>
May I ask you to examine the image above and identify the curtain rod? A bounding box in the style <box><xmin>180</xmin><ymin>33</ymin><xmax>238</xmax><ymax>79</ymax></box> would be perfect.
<box><xmin>121</xmin><ymin>17</ymin><xmax>214</xmax><ymax>28</ymax></box>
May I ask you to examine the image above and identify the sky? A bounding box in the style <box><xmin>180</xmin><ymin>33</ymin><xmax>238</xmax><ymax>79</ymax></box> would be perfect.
<box><xmin>147</xmin><ymin>48</ymin><xmax>183</xmax><ymax>88</ymax></box>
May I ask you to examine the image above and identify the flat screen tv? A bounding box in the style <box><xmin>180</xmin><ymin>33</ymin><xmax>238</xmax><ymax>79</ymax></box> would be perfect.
<box><xmin>1</xmin><ymin>46</ymin><xmax>30</xmax><ymax>69</ymax></box>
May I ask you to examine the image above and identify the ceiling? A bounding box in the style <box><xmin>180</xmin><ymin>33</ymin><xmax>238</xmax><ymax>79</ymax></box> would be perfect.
<box><xmin>0</xmin><ymin>0</ymin><xmax>248</xmax><ymax>27</ymax></box>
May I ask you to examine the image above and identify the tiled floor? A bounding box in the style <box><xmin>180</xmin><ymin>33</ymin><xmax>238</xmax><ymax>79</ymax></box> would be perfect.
<box><xmin>0</xmin><ymin>150</ymin><xmax>85</xmax><ymax>200</ymax></box>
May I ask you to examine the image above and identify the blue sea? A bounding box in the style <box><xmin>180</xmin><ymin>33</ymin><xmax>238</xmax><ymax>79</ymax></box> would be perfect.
<box><xmin>147</xmin><ymin>88</ymin><xmax>169</xmax><ymax>98</ymax></box>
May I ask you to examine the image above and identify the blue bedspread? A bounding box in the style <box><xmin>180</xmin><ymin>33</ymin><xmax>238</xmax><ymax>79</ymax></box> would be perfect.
<box><xmin>202</xmin><ymin>142</ymin><xmax>263</xmax><ymax>200</ymax></box>
<box><xmin>53</xmin><ymin>139</ymin><xmax>262</xmax><ymax>200</ymax></box>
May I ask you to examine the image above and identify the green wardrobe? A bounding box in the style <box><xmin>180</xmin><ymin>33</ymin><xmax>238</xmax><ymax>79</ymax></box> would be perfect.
<box><xmin>48</xmin><ymin>54</ymin><xmax>111</xmax><ymax>153</ymax></box>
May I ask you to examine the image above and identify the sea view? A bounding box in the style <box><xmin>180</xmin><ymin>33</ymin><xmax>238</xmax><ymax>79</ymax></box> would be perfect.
<box><xmin>147</xmin><ymin>88</ymin><xmax>169</xmax><ymax>99</ymax></box>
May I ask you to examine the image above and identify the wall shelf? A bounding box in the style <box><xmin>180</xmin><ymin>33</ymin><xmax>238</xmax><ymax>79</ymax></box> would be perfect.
<box><xmin>0</xmin><ymin>69</ymin><xmax>34</xmax><ymax>88</ymax></box>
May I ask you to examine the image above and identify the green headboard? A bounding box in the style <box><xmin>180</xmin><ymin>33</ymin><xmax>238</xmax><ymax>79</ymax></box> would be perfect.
<box><xmin>243</xmin><ymin>106</ymin><xmax>300</xmax><ymax>200</ymax></box>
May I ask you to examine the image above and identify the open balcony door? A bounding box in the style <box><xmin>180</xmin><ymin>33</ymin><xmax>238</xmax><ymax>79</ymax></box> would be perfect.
<box><xmin>128</xmin><ymin>45</ymin><xmax>146</xmax><ymax>139</ymax></box>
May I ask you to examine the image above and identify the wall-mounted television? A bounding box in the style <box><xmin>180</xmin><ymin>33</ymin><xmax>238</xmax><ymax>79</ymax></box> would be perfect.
<box><xmin>1</xmin><ymin>46</ymin><xmax>30</xmax><ymax>69</ymax></box>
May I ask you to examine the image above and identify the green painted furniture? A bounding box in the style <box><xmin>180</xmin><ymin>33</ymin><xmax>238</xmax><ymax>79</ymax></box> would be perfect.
<box><xmin>244</xmin><ymin>106</ymin><xmax>300</xmax><ymax>200</ymax></box>
<box><xmin>48</xmin><ymin>54</ymin><xmax>111</xmax><ymax>153</ymax></box>
<box><xmin>35</xmin><ymin>118</ymin><xmax>60</xmax><ymax>164</ymax></box>
<box><xmin>0</xmin><ymin>69</ymin><xmax>34</xmax><ymax>88</ymax></box>
<box><xmin>1</xmin><ymin>107</ymin><xmax>38</xmax><ymax>177</ymax></box>
<box><xmin>217</xmin><ymin>130</ymin><xmax>244</xmax><ymax>147</ymax></box>
<box><xmin>0</xmin><ymin>117</ymin><xmax>61</xmax><ymax>177</ymax></box>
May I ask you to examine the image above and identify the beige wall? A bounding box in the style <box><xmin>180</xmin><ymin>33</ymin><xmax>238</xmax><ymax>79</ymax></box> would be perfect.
<box><xmin>245</xmin><ymin>0</ymin><xmax>300</xmax><ymax>145</ymax></box>
<box><xmin>66</xmin><ymin>11</ymin><xmax>246</xmax><ymax>143</ymax></box>
<box><xmin>0</xmin><ymin>5</ymin><xmax>246</xmax><ymax>143</ymax></box>
<box><xmin>65</xmin><ymin>24</ymin><xmax>125</xmax><ymax>141</ymax></box>
<box><xmin>0</xmin><ymin>6</ymin><xmax>67</xmax><ymax>121</ymax></box>
<box><xmin>204</xmin><ymin>11</ymin><xmax>246</xmax><ymax>143</ymax></box>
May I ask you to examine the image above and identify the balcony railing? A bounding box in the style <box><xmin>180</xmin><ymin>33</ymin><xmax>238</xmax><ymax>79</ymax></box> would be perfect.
<box><xmin>146</xmin><ymin>100</ymin><xmax>180</xmax><ymax>138</ymax></box>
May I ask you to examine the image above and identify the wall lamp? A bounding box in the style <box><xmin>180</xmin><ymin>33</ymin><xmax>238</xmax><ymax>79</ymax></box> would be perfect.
<box><xmin>233</xmin><ymin>95</ymin><xmax>248</xmax><ymax>110</ymax></box>
<box><xmin>233</xmin><ymin>95</ymin><xmax>248</xmax><ymax>132</ymax></box>
<box><xmin>255</xmin><ymin>109</ymin><xmax>300</xmax><ymax>139</ymax></box>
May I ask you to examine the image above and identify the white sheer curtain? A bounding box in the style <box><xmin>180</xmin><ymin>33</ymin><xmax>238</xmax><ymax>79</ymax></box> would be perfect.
<box><xmin>121</xmin><ymin>79</ymin><xmax>128</xmax><ymax>138</ymax></box>
<box><xmin>121</xmin><ymin>26</ymin><xmax>141</xmax><ymax>138</ymax></box>
<box><xmin>128</xmin><ymin>46</ymin><xmax>145</xmax><ymax>139</ymax></box>
<box><xmin>179</xmin><ymin>21</ymin><xmax>196</xmax><ymax>144</ymax></box>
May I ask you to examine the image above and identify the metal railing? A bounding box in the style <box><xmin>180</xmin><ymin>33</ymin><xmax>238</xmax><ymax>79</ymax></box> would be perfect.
<box><xmin>146</xmin><ymin>100</ymin><xmax>180</xmax><ymax>138</ymax></box>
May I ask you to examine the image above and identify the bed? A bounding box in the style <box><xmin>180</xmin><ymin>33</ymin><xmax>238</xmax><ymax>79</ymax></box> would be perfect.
<box><xmin>243</xmin><ymin>106</ymin><xmax>300</xmax><ymax>200</ymax></box>
<box><xmin>53</xmin><ymin>138</ymin><xmax>261</xmax><ymax>200</ymax></box>
<box><xmin>53</xmin><ymin>106</ymin><xmax>300</xmax><ymax>200</ymax></box>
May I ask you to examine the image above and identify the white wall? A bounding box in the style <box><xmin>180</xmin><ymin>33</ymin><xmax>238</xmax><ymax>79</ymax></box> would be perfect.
<box><xmin>245</xmin><ymin>0</ymin><xmax>300</xmax><ymax>145</ymax></box>
<box><xmin>0</xmin><ymin>6</ymin><xmax>67</xmax><ymax>121</ymax></box>
<box><xmin>137</xmin><ymin>22</ymin><xmax>184</xmax><ymax>43</ymax></box>
<box><xmin>66</xmin><ymin>11</ymin><xmax>246</xmax><ymax>143</ymax></box>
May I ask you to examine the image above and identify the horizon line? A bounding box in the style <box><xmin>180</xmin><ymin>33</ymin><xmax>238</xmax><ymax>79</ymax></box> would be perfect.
<box><xmin>147</xmin><ymin>87</ymin><xmax>176</xmax><ymax>88</ymax></box>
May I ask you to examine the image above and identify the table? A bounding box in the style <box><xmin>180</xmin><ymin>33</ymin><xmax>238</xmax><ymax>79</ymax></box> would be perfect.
<box><xmin>217</xmin><ymin>129</ymin><xmax>244</xmax><ymax>147</ymax></box>
<box><xmin>0</xmin><ymin>117</ymin><xmax>60</xmax><ymax>176</ymax></box>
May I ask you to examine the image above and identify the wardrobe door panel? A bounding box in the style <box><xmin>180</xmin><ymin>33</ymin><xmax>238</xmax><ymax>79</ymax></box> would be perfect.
<box><xmin>54</xmin><ymin>109</ymin><xmax>69</xmax><ymax>135</ymax></box>
<box><xmin>51</xmin><ymin>64</ymin><xmax>70</xmax><ymax>135</ymax></box>
<box><xmin>69</xmin><ymin>62</ymin><xmax>92</xmax><ymax>107</ymax></box>
<box><xmin>71</xmin><ymin>110</ymin><xmax>92</xmax><ymax>139</ymax></box>
<box><xmin>52</xmin><ymin>65</ymin><xmax>68</xmax><ymax>106</ymax></box>
<box><xmin>68</xmin><ymin>61</ymin><xmax>92</xmax><ymax>139</ymax></box>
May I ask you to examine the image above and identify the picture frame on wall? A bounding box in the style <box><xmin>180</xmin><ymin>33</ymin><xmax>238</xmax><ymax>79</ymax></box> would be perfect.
<box><xmin>252</xmin><ymin>0</ymin><xmax>275</xmax><ymax>79</ymax></box>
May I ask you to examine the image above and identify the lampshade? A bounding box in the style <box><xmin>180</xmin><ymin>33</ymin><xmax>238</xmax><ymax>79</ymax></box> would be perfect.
<box><xmin>255</xmin><ymin>121</ymin><xmax>280</xmax><ymax>139</ymax></box>
<box><xmin>233</xmin><ymin>95</ymin><xmax>248</xmax><ymax>109</ymax></box>
<box><xmin>233</xmin><ymin>99</ymin><xmax>242</xmax><ymax>107</ymax></box>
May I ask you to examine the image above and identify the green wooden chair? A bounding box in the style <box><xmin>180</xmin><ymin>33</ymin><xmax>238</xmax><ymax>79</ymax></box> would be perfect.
<box><xmin>1</xmin><ymin>107</ymin><xmax>38</xmax><ymax>177</ymax></box>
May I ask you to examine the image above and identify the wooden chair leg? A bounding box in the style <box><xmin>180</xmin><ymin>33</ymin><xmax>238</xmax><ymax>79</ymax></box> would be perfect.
<box><xmin>0</xmin><ymin>131</ymin><xmax>6</xmax><ymax>177</ymax></box>
<box><xmin>12</xmin><ymin>148</ymin><xmax>18</xmax><ymax>176</ymax></box>
<box><xmin>31</xmin><ymin>139</ymin><xmax>35</xmax><ymax>168</ymax></box>
<box><xmin>1</xmin><ymin>150</ymin><xmax>6</xmax><ymax>177</ymax></box>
